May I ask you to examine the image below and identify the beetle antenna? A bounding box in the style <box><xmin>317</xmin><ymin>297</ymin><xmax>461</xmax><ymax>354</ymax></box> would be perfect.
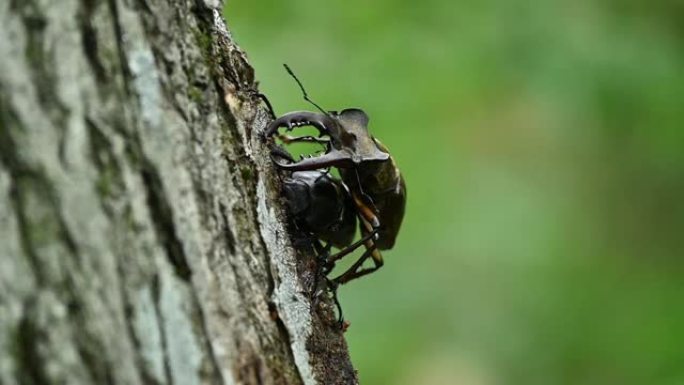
<box><xmin>283</xmin><ymin>63</ymin><xmax>329</xmax><ymax>116</ymax></box>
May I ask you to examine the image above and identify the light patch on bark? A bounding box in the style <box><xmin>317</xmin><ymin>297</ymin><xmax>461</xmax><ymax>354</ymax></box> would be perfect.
<box><xmin>159</xmin><ymin>267</ymin><xmax>204</xmax><ymax>385</ymax></box>
<box><xmin>130</xmin><ymin>48</ymin><xmax>163</xmax><ymax>130</ymax></box>
<box><xmin>256</xmin><ymin>177</ymin><xmax>317</xmax><ymax>385</ymax></box>
<box><xmin>131</xmin><ymin>285</ymin><xmax>166</xmax><ymax>384</ymax></box>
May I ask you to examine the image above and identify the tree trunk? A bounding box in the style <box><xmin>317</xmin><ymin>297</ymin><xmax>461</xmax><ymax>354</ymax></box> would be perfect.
<box><xmin>0</xmin><ymin>1</ymin><xmax>357</xmax><ymax>384</ymax></box>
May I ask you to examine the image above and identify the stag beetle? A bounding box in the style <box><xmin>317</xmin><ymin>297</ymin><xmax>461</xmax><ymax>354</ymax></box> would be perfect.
<box><xmin>264</xmin><ymin>65</ymin><xmax>406</xmax><ymax>292</ymax></box>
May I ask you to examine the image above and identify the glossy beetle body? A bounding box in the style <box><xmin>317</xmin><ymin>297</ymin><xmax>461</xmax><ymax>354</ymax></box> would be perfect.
<box><xmin>339</xmin><ymin>139</ymin><xmax>406</xmax><ymax>251</ymax></box>
<box><xmin>282</xmin><ymin>170</ymin><xmax>356</xmax><ymax>250</ymax></box>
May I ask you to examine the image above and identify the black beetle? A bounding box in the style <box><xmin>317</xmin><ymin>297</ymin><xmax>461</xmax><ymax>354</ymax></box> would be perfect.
<box><xmin>282</xmin><ymin>169</ymin><xmax>356</xmax><ymax>250</ymax></box>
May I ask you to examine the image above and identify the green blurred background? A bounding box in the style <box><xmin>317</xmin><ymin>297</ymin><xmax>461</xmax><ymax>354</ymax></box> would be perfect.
<box><xmin>228</xmin><ymin>1</ymin><xmax>684</xmax><ymax>384</ymax></box>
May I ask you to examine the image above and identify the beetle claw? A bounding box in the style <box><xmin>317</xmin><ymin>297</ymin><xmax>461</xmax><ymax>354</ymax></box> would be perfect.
<box><xmin>325</xmin><ymin>279</ymin><xmax>346</xmax><ymax>328</ymax></box>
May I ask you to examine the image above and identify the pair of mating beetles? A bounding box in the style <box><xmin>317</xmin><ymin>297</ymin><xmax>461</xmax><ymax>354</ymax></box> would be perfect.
<box><xmin>262</xmin><ymin>65</ymin><xmax>406</xmax><ymax>326</ymax></box>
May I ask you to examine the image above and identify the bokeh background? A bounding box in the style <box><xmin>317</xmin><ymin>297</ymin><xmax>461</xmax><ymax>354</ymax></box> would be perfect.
<box><xmin>228</xmin><ymin>1</ymin><xmax>684</xmax><ymax>384</ymax></box>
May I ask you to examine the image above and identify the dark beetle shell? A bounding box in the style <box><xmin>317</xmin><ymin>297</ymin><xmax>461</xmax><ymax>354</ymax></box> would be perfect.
<box><xmin>283</xmin><ymin>171</ymin><xmax>357</xmax><ymax>249</ymax></box>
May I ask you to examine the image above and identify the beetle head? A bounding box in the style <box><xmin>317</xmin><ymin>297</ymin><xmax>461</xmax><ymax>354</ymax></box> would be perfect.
<box><xmin>327</xmin><ymin>108</ymin><xmax>389</xmax><ymax>165</ymax></box>
<box><xmin>271</xmin><ymin>108</ymin><xmax>390</xmax><ymax>171</ymax></box>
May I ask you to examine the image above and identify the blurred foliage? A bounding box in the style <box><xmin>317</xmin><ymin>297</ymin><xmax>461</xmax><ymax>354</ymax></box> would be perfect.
<box><xmin>227</xmin><ymin>1</ymin><xmax>684</xmax><ymax>384</ymax></box>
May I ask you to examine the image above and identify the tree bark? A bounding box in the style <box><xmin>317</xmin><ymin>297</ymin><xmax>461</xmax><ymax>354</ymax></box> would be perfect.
<box><xmin>0</xmin><ymin>1</ymin><xmax>357</xmax><ymax>384</ymax></box>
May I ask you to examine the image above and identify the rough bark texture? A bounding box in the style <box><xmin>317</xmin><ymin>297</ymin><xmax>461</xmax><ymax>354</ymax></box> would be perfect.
<box><xmin>0</xmin><ymin>0</ymin><xmax>357</xmax><ymax>384</ymax></box>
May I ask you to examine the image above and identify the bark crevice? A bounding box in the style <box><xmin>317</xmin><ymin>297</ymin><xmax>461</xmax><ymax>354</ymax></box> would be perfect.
<box><xmin>141</xmin><ymin>162</ymin><xmax>193</xmax><ymax>281</ymax></box>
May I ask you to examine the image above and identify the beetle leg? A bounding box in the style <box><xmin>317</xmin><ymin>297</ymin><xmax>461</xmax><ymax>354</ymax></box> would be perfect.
<box><xmin>313</xmin><ymin>241</ymin><xmax>333</xmax><ymax>281</ymax></box>
<box><xmin>324</xmin><ymin>227</ymin><xmax>378</xmax><ymax>265</ymax></box>
<box><xmin>351</xmin><ymin>193</ymin><xmax>380</xmax><ymax>231</ymax></box>
<box><xmin>325</xmin><ymin>233</ymin><xmax>382</xmax><ymax>328</ymax></box>
<box><xmin>329</xmin><ymin>199</ymin><xmax>385</xmax><ymax>285</ymax></box>
<box><xmin>310</xmin><ymin>241</ymin><xmax>333</xmax><ymax>301</ymax></box>
<box><xmin>256</xmin><ymin>92</ymin><xmax>276</xmax><ymax>119</ymax></box>
<box><xmin>334</xmin><ymin>255</ymin><xmax>384</xmax><ymax>285</ymax></box>
<box><xmin>352</xmin><ymin>168</ymin><xmax>380</xmax><ymax>215</ymax></box>
<box><xmin>330</xmin><ymin>243</ymin><xmax>382</xmax><ymax>285</ymax></box>
<box><xmin>312</xmin><ymin>240</ymin><xmax>332</xmax><ymax>260</ymax></box>
<box><xmin>333</xmin><ymin>216</ymin><xmax>384</xmax><ymax>286</ymax></box>
<box><xmin>325</xmin><ymin>279</ymin><xmax>345</xmax><ymax>327</ymax></box>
